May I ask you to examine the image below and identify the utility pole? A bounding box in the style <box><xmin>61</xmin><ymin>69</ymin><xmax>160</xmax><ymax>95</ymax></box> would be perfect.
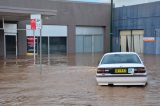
<box><xmin>110</xmin><ymin>0</ymin><xmax>113</xmax><ymax>52</ymax></box>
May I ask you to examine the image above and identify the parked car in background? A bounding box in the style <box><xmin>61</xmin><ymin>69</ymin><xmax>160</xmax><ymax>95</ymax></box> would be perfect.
<box><xmin>96</xmin><ymin>52</ymin><xmax>147</xmax><ymax>86</ymax></box>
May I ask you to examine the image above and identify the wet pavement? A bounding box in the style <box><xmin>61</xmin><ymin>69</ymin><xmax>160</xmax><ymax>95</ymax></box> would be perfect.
<box><xmin>0</xmin><ymin>53</ymin><xmax>160</xmax><ymax>106</ymax></box>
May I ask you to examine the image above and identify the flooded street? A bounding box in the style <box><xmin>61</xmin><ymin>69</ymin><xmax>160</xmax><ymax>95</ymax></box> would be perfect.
<box><xmin>0</xmin><ymin>54</ymin><xmax>160</xmax><ymax>106</ymax></box>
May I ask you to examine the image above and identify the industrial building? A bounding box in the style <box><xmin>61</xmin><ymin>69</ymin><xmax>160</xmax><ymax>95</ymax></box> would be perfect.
<box><xmin>2</xmin><ymin>0</ymin><xmax>160</xmax><ymax>57</ymax></box>
<box><xmin>0</xmin><ymin>0</ymin><xmax>111</xmax><ymax>58</ymax></box>
<box><xmin>113</xmin><ymin>1</ymin><xmax>160</xmax><ymax>54</ymax></box>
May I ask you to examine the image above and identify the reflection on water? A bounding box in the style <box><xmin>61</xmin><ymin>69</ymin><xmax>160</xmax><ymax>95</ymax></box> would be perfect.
<box><xmin>67</xmin><ymin>53</ymin><xmax>103</xmax><ymax>66</ymax></box>
<box><xmin>96</xmin><ymin>86</ymin><xmax>147</xmax><ymax>106</ymax></box>
<box><xmin>0</xmin><ymin>53</ymin><xmax>160</xmax><ymax>106</ymax></box>
<box><xmin>0</xmin><ymin>53</ymin><xmax>103</xmax><ymax>67</ymax></box>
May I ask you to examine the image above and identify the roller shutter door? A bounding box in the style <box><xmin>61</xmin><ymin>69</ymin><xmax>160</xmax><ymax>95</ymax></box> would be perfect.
<box><xmin>76</xmin><ymin>27</ymin><xmax>104</xmax><ymax>53</ymax></box>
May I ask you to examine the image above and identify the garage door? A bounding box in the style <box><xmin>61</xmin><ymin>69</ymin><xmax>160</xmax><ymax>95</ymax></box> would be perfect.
<box><xmin>132</xmin><ymin>30</ymin><xmax>144</xmax><ymax>53</ymax></box>
<box><xmin>76</xmin><ymin>27</ymin><xmax>104</xmax><ymax>53</ymax></box>
<box><xmin>120</xmin><ymin>30</ymin><xmax>131</xmax><ymax>52</ymax></box>
<box><xmin>120</xmin><ymin>30</ymin><xmax>144</xmax><ymax>53</ymax></box>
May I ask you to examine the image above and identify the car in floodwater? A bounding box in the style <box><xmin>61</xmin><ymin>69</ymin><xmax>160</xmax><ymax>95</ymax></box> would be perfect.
<box><xmin>96</xmin><ymin>52</ymin><xmax>147</xmax><ymax>86</ymax></box>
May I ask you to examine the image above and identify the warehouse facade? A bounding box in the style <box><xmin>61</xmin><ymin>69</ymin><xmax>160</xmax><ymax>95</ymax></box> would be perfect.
<box><xmin>113</xmin><ymin>1</ymin><xmax>160</xmax><ymax>54</ymax></box>
<box><xmin>0</xmin><ymin>0</ymin><xmax>111</xmax><ymax>58</ymax></box>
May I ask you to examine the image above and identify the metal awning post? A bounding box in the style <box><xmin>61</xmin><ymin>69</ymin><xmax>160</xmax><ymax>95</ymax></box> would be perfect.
<box><xmin>16</xmin><ymin>32</ymin><xmax>18</xmax><ymax>59</ymax></box>
<box><xmin>36</xmin><ymin>36</ymin><xmax>39</xmax><ymax>57</ymax></box>
<box><xmin>48</xmin><ymin>35</ymin><xmax>50</xmax><ymax>65</ymax></box>
<box><xmin>40</xmin><ymin>28</ymin><xmax>42</xmax><ymax>72</ymax></box>
<box><xmin>16</xmin><ymin>24</ymin><xmax>18</xmax><ymax>59</ymax></box>
<box><xmin>3</xmin><ymin>18</ymin><xmax>6</xmax><ymax>59</ymax></box>
<box><xmin>33</xmin><ymin>30</ymin><xmax>36</xmax><ymax>64</ymax></box>
<box><xmin>91</xmin><ymin>35</ymin><xmax>95</xmax><ymax>57</ymax></box>
<box><xmin>3</xmin><ymin>34</ymin><xmax>6</xmax><ymax>58</ymax></box>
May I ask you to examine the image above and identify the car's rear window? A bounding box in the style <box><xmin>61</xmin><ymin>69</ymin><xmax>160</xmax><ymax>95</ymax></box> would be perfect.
<box><xmin>101</xmin><ymin>54</ymin><xmax>141</xmax><ymax>64</ymax></box>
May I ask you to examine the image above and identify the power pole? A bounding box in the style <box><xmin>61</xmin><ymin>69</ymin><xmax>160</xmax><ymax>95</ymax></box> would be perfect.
<box><xmin>110</xmin><ymin>0</ymin><xmax>113</xmax><ymax>52</ymax></box>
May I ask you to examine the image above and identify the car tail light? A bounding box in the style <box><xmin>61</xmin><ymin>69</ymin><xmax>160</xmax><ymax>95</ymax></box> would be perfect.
<box><xmin>97</xmin><ymin>68</ymin><xmax>109</xmax><ymax>74</ymax></box>
<box><xmin>134</xmin><ymin>67</ymin><xmax>146</xmax><ymax>73</ymax></box>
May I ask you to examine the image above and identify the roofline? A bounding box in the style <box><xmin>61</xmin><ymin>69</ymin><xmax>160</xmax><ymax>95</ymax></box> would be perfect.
<box><xmin>0</xmin><ymin>6</ymin><xmax>57</xmax><ymax>16</ymax></box>
<box><xmin>115</xmin><ymin>1</ymin><xmax>160</xmax><ymax>8</ymax></box>
<box><xmin>55</xmin><ymin>0</ymin><xmax>110</xmax><ymax>5</ymax></box>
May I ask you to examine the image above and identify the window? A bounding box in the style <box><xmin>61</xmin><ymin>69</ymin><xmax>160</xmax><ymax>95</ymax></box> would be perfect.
<box><xmin>101</xmin><ymin>54</ymin><xmax>141</xmax><ymax>64</ymax></box>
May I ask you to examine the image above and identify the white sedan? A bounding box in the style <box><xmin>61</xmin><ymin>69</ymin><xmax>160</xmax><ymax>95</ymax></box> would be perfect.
<box><xmin>96</xmin><ymin>52</ymin><xmax>147</xmax><ymax>86</ymax></box>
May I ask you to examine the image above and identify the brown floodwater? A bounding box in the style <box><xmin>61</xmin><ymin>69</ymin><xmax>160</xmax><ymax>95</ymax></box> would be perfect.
<box><xmin>0</xmin><ymin>53</ymin><xmax>160</xmax><ymax>106</ymax></box>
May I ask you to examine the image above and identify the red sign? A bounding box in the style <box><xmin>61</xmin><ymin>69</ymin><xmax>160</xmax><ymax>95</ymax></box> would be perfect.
<box><xmin>143</xmin><ymin>37</ymin><xmax>155</xmax><ymax>42</ymax></box>
<box><xmin>30</xmin><ymin>19</ymin><xmax>36</xmax><ymax>30</ymax></box>
<box><xmin>27</xmin><ymin>36</ymin><xmax>37</xmax><ymax>53</ymax></box>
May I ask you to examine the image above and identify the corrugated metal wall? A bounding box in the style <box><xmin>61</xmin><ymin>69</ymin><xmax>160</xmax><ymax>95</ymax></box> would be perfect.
<box><xmin>113</xmin><ymin>1</ymin><xmax>160</xmax><ymax>54</ymax></box>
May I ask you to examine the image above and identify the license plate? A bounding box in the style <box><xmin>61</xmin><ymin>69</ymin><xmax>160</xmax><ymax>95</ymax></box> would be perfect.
<box><xmin>128</xmin><ymin>68</ymin><xmax>134</xmax><ymax>74</ymax></box>
<box><xmin>115</xmin><ymin>69</ymin><xmax>127</xmax><ymax>74</ymax></box>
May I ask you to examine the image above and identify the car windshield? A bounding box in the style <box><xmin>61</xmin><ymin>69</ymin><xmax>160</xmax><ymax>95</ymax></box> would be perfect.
<box><xmin>101</xmin><ymin>54</ymin><xmax>141</xmax><ymax>64</ymax></box>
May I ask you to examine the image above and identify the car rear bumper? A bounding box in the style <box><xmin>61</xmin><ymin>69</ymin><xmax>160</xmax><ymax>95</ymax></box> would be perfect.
<box><xmin>96</xmin><ymin>75</ymin><xmax>147</xmax><ymax>86</ymax></box>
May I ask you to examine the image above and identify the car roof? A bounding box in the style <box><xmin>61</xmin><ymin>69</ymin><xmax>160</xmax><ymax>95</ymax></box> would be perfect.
<box><xmin>103</xmin><ymin>52</ymin><xmax>138</xmax><ymax>56</ymax></box>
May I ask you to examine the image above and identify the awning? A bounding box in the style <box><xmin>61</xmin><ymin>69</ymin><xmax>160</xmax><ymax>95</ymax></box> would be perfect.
<box><xmin>0</xmin><ymin>6</ymin><xmax>57</xmax><ymax>21</ymax></box>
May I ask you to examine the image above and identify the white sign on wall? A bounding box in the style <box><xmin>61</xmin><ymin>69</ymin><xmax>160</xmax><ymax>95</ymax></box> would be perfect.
<box><xmin>76</xmin><ymin>27</ymin><xmax>104</xmax><ymax>35</ymax></box>
<box><xmin>30</xmin><ymin>14</ymin><xmax>42</xmax><ymax>29</ymax></box>
<box><xmin>26</xmin><ymin>25</ymin><xmax>67</xmax><ymax>37</ymax></box>
<box><xmin>143</xmin><ymin>37</ymin><xmax>155</xmax><ymax>42</ymax></box>
<box><xmin>4</xmin><ymin>24</ymin><xmax>17</xmax><ymax>35</ymax></box>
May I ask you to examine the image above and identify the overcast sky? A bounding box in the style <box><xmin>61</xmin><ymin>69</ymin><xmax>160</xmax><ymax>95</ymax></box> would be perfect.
<box><xmin>70</xmin><ymin>0</ymin><xmax>160</xmax><ymax>7</ymax></box>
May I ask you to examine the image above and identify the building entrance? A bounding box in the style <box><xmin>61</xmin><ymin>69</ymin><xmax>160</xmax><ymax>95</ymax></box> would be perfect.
<box><xmin>120</xmin><ymin>30</ymin><xmax>144</xmax><ymax>53</ymax></box>
<box><xmin>5</xmin><ymin>35</ymin><xmax>17</xmax><ymax>57</ymax></box>
<box><xmin>3</xmin><ymin>23</ymin><xmax>18</xmax><ymax>58</ymax></box>
<box><xmin>26</xmin><ymin>25</ymin><xmax>67</xmax><ymax>55</ymax></box>
<box><xmin>37</xmin><ymin>37</ymin><xmax>67</xmax><ymax>54</ymax></box>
